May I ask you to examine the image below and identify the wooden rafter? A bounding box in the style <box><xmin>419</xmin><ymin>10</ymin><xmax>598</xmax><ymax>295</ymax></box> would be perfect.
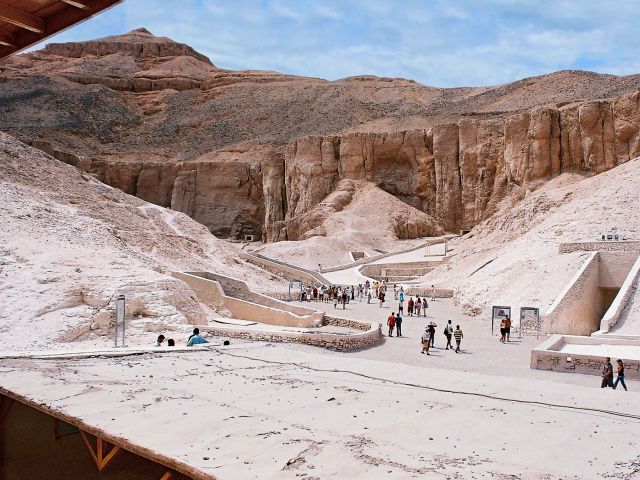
<box><xmin>0</xmin><ymin>32</ymin><xmax>13</xmax><ymax>47</ymax></box>
<box><xmin>62</xmin><ymin>0</ymin><xmax>88</xmax><ymax>8</ymax></box>
<box><xmin>0</xmin><ymin>4</ymin><xmax>45</xmax><ymax>33</ymax></box>
<box><xmin>159</xmin><ymin>472</ymin><xmax>173</xmax><ymax>480</ymax></box>
<box><xmin>79</xmin><ymin>430</ymin><xmax>121</xmax><ymax>472</ymax></box>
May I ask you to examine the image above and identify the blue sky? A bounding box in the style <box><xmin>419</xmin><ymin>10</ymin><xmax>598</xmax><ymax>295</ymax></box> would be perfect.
<box><xmin>35</xmin><ymin>0</ymin><xmax>640</xmax><ymax>87</ymax></box>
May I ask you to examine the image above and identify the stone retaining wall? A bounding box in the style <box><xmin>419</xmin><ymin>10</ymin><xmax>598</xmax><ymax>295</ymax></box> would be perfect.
<box><xmin>320</xmin><ymin>238</ymin><xmax>447</xmax><ymax>273</ymax></box>
<box><xmin>597</xmin><ymin>254</ymin><xmax>640</xmax><ymax>333</ymax></box>
<box><xmin>532</xmin><ymin>350</ymin><xmax>640</xmax><ymax>380</ymax></box>
<box><xmin>201</xmin><ymin>321</ymin><xmax>382</xmax><ymax>351</ymax></box>
<box><xmin>559</xmin><ymin>241</ymin><xmax>640</xmax><ymax>254</ymax></box>
<box><xmin>240</xmin><ymin>252</ymin><xmax>329</xmax><ymax>285</ymax></box>
<box><xmin>405</xmin><ymin>287</ymin><xmax>454</xmax><ymax>298</ymax></box>
<box><xmin>322</xmin><ymin>315</ymin><xmax>372</xmax><ymax>331</ymax></box>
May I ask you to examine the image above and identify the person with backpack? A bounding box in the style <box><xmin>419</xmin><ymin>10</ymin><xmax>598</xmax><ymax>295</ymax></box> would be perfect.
<box><xmin>453</xmin><ymin>325</ymin><xmax>463</xmax><ymax>353</ymax></box>
<box><xmin>387</xmin><ymin>312</ymin><xmax>396</xmax><ymax>337</ymax></box>
<box><xmin>444</xmin><ymin>320</ymin><xmax>453</xmax><ymax>350</ymax></box>
<box><xmin>614</xmin><ymin>359</ymin><xmax>628</xmax><ymax>391</ymax></box>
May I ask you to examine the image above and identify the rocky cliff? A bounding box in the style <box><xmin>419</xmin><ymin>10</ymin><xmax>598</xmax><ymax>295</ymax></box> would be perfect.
<box><xmin>1</xmin><ymin>29</ymin><xmax>639</xmax><ymax>242</ymax></box>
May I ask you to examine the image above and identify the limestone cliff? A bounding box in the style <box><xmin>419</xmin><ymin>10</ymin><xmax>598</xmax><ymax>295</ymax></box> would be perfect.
<box><xmin>263</xmin><ymin>91</ymin><xmax>640</xmax><ymax>241</ymax></box>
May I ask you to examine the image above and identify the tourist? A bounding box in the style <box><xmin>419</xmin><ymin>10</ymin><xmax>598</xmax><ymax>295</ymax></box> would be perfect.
<box><xmin>408</xmin><ymin>297</ymin><xmax>414</xmax><ymax>316</ymax></box>
<box><xmin>428</xmin><ymin>321</ymin><xmax>437</xmax><ymax>347</ymax></box>
<box><xmin>415</xmin><ymin>297</ymin><xmax>422</xmax><ymax>316</ymax></box>
<box><xmin>614</xmin><ymin>359</ymin><xmax>628</xmax><ymax>391</ymax></box>
<box><xmin>422</xmin><ymin>297</ymin><xmax>428</xmax><ymax>316</ymax></box>
<box><xmin>387</xmin><ymin>312</ymin><xmax>396</xmax><ymax>337</ymax></box>
<box><xmin>312</xmin><ymin>286</ymin><xmax>318</xmax><ymax>301</ymax></box>
<box><xmin>398</xmin><ymin>299</ymin><xmax>404</xmax><ymax>315</ymax></box>
<box><xmin>395</xmin><ymin>313</ymin><xmax>403</xmax><ymax>337</ymax></box>
<box><xmin>399</xmin><ymin>288</ymin><xmax>405</xmax><ymax>303</ymax></box>
<box><xmin>504</xmin><ymin>315</ymin><xmax>512</xmax><ymax>342</ymax></box>
<box><xmin>341</xmin><ymin>290</ymin><xmax>347</xmax><ymax>310</ymax></box>
<box><xmin>499</xmin><ymin>318</ymin><xmax>507</xmax><ymax>343</ymax></box>
<box><xmin>421</xmin><ymin>327</ymin><xmax>431</xmax><ymax>355</ymax></box>
<box><xmin>430</xmin><ymin>284</ymin><xmax>436</xmax><ymax>301</ymax></box>
<box><xmin>333</xmin><ymin>294</ymin><xmax>338</xmax><ymax>309</ymax></box>
<box><xmin>187</xmin><ymin>328</ymin><xmax>209</xmax><ymax>346</ymax></box>
<box><xmin>379</xmin><ymin>290</ymin><xmax>385</xmax><ymax>307</ymax></box>
<box><xmin>351</xmin><ymin>285</ymin><xmax>355</xmax><ymax>301</ymax></box>
<box><xmin>601</xmin><ymin>357</ymin><xmax>614</xmax><ymax>388</ymax></box>
<box><xmin>167</xmin><ymin>339</ymin><xmax>175</xmax><ymax>347</ymax></box>
<box><xmin>444</xmin><ymin>320</ymin><xmax>453</xmax><ymax>350</ymax></box>
<box><xmin>453</xmin><ymin>325</ymin><xmax>463</xmax><ymax>353</ymax></box>
<box><xmin>367</xmin><ymin>291</ymin><xmax>372</xmax><ymax>304</ymax></box>
<box><xmin>393</xmin><ymin>284</ymin><xmax>398</xmax><ymax>300</ymax></box>
<box><xmin>153</xmin><ymin>334</ymin><xmax>165</xmax><ymax>347</ymax></box>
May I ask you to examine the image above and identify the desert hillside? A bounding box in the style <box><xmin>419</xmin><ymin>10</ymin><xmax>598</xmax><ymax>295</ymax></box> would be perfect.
<box><xmin>419</xmin><ymin>157</ymin><xmax>640</xmax><ymax>316</ymax></box>
<box><xmin>1</xmin><ymin>28</ymin><xmax>640</xmax><ymax>243</ymax></box>
<box><xmin>0</xmin><ymin>133</ymin><xmax>283</xmax><ymax>351</ymax></box>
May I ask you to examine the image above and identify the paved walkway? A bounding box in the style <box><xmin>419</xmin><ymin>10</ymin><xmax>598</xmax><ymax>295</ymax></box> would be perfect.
<box><xmin>290</xmin><ymin>296</ymin><xmax>602</xmax><ymax>387</ymax></box>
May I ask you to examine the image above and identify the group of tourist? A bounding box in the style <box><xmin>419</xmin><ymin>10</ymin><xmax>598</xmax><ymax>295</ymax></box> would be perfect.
<box><xmin>153</xmin><ymin>328</ymin><xmax>212</xmax><ymax>348</ymax></box>
<box><xmin>498</xmin><ymin>315</ymin><xmax>512</xmax><ymax>343</ymax></box>
<box><xmin>420</xmin><ymin>319</ymin><xmax>463</xmax><ymax>355</ymax></box>
<box><xmin>300</xmin><ymin>280</ymin><xmax>392</xmax><ymax>309</ymax></box>
<box><xmin>601</xmin><ymin>357</ymin><xmax>628</xmax><ymax>391</ymax></box>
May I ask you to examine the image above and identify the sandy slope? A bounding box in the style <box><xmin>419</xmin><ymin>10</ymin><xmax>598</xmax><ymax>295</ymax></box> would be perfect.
<box><xmin>255</xmin><ymin>180</ymin><xmax>436</xmax><ymax>269</ymax></box>
<box><xmin>418</xmin><ymin>158</ymin><xmax>640</xmax><ymax>317</ymax></box>
<box><xmin>0</xmin><ymin>134</ymin><xmax>282</xmax><ymax>351</ymax></box>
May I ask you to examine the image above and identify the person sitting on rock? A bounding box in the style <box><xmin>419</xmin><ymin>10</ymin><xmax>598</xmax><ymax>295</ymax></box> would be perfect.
<box><xmin>187</xmin><ymin>328</ymin><xmax>209</xmax><ymax>347</ymax></box>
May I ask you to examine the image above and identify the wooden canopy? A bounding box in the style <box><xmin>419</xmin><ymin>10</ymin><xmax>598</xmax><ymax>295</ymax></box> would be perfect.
<box><xmin>0</xmin><ymin>0</ymin><xmax>123</xmax><ymax>59</ymax></box>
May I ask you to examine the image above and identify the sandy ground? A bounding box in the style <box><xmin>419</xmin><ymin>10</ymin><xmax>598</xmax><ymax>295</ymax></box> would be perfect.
<box><xmin>1</xmin><ymin>339</ymin><xmax>638</xmax><ymax>480</ymax></box>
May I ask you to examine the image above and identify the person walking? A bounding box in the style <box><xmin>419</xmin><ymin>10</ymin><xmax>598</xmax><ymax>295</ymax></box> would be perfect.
<box><xmin>428</xmin><ymin>321</ymin><xmax>436</xmax><ymax>347</ymax></box>
<box><xmin>415</xmin><ymin>297</ymin><xmax>422</xmax><ymax>316</ymax></box>
<box><xmin>341</xmin><ymin>290</ymin><xmax>347</xmax><ymax>310</ymax></box>
<box><xmin>504</xmin><ymin>315</ymin><xmax>512</xmax><ymax>342</ymax></box>
<box><xmin>387</xmin><ymin>312</ymin><xmax>396</xmax><ymax>337</ymax></box>
<box><xmin>601</xmin><ymin>357</ymin><xmax>614</xmax><ymax>388</ymax></box>
<box><xmin>444</xmin><ymin>320</ymin><xmax>453</xmax><ymax>350</ymax></box>
<box><xmin>421</xmin><ymin>327</ymin><xmax>431</xmax><ymax>355</ymax></box>
<box><xmin>379</xmin><ymin>290</ymin><xmax>385</xmax><ymax>307</ymax></box>
<box><xmin>453</xmin><ymin>325</ymin><xmax>463</xmax><ymax>353</ymax></box>
<box><xmin>408</xmin><ymin>297</ymin><xmax>414</xmax><ymax>316</ymax></box>
<box><xmin>613</xmin><ymin>359</ymin><xmax>628</xmax><ymax>391</ymax></box>
<box><xmin>422</xmin><ymin>298</ymin><xmax>428</xmax><ymax>317</ymax></box>
<box><xmin>398</xmin><ymin>299</ymin><xmax>404</xmax><ymax>315</ymax></box>
<box><xmin>499</xmin><ymin>318</ymin><xmax>507</xmax><ymax>343</ymax></box>
<box><xmin>399</xmin><ymin>288</ymin><xmax>405</xmax><ymax>303</ymax></box>
<box><xmin>430</xmin><ymin>284</ymin><xmax>436</xmax><ymax>302</ymax></box>
<box><xmin>395</xmin><ymin>313</ymin><xmax>403</xmax><ymax>337</ymax></box>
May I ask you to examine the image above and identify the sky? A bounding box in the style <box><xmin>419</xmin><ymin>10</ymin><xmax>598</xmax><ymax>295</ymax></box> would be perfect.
<box><xmin>34</xmin><ymin>0</ymin><xmax>640</xmax><ymax>87</ymax></box>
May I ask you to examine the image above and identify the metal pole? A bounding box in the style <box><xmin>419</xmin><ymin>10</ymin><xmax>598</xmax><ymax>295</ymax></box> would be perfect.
<box><xmin>115</xmin><ymin>295</ymin><xmax>125</xmax><ymax>347</ymax></box>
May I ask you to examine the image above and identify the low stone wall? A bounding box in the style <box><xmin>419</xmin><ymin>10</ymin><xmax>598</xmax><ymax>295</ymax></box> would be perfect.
<box><xmin>187</xmin><ymin>271</ymin><xmax>313</xmax><ymax>316</ymax></box>
<box><xmin>320</xmin><ymin>238</ymin><xmax>447</xmax><ymax>273</ymax></box>
<box><xmin>172</xmin><ymin>272</ymin><xmax>323</xmax><ymax>328</ymax></box>
<box><xmin>597</xmin><ymin>255</ymin><xmax>640</xmax><ymax>333</ymax></box>
<box><xmin>559</xmin><ymin>241</ymin><xmax>640</xmax><ymax>254</ymax></box>
<box><xmin>359</xmin><ymin>264</ymin><xmax>435</xmax><ymax>279</ymax></box>
<box><xmin>541</xmin><ymin>252</ymin><xmax>601</xmax><ymax>335</ymax></box>
<box><xmin>201</xmin><ymin>321</ymin><xmax>382</xmax><ymax>351</ymax></box>
<box><xmin>405</xmin><ymin>287</ymin><xmax>454</xmax><ymax>298</ymax></box>
<box><xmin>240</xmin><ymin>251</ymin><xmax>329</xmax><ymax>285</ymax></box>
<box><xmin>531</xmin><ymin>335</ymin><xmax>640</xmax><ymax>380</ymax></box>
<box><xmin>322</xmin><ymin>315</ymin><xmax>372</xmax><ymax>331</ymax></box>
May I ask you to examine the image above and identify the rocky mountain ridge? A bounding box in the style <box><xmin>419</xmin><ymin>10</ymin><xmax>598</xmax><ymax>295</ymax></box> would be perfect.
<box><xmin>1</xmin><ymin>29</ymin><xmax>639</xmax><ymax>240</ymax></box>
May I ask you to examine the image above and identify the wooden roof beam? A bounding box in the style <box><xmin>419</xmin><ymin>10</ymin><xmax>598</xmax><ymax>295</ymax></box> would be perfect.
<box><xmin>62</xmin><ymin>0</ymin><xmax>89</xmax><ymax>9</ymax></box>
<box><xmin>0</xmin><ymin>4</ymin><xmax>45</xmax><ymax>33</ymax></box>
<box><xmin>0</xmin><ymin>32</ymin><xmax>14</xmax><ymax>47</ymax></box>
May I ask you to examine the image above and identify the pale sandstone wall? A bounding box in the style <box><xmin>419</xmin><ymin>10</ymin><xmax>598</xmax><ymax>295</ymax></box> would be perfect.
<box><xmin>264</xmin><ymin>91</ymin><xmax>640</xmax><ymax>242</ymax></box>
<box><xmin>172</xmin><ymin>272</ymin><xmax>323</xmax><ymax>328</ymax></box>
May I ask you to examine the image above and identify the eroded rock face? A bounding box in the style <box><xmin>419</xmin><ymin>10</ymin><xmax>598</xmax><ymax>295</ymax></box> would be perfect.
<box><xmin>3</xmin><ymin>30</ymin><xmax>640</xmax><ymax>242</ymax></box>
<box><xmin>263</xmin><ymin>90</ymin><xmax>640</xmax><ymax>241</ymax></box>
